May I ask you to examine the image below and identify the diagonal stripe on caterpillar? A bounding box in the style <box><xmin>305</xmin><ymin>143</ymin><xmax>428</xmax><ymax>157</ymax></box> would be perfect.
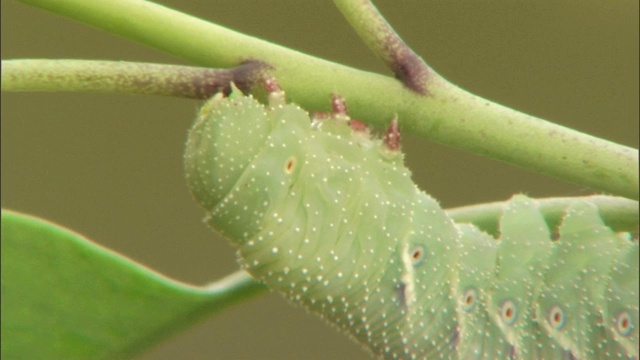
<box><xmin>184</xmin><ymin>80</ymin><xmax>638</xmax><ymax>360</ymax></box>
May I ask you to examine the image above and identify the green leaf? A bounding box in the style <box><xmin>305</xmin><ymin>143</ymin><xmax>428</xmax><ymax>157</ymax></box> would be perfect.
<box><xmin>0</xmin><ymin>209</ymin><xmax>264</xmax><ymax>359</ymax></box>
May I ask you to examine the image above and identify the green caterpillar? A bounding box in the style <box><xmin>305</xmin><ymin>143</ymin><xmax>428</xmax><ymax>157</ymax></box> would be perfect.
<box><xmin>184</xmin><ymin>81</ymin><xmax>639</xmax><ymax>359</ymax></box>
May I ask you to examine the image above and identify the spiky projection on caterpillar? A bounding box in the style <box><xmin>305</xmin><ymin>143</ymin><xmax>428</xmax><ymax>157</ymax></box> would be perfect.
<box><xmin>184</xmin><ymin>80</ymin><xmax>639</xmax><ymax>360</ymax></box>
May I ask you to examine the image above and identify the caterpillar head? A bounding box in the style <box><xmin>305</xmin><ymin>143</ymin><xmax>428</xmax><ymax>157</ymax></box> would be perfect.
<box><xmin>184</xmin><ymin>81</ymin><xmax>315</xmax><ymax>240</ymax></box>
<box><xmin>184</xmin><ymin>83</ymin><xmax>273</xmax><ymax>211</ymax></box>
<box><xmin>185</xmin><ymin>79</ymin><xmax>404</xmax><ymax>242</ymax></box>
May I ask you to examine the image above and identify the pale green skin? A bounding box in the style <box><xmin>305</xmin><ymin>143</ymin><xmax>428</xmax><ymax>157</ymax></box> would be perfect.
<box><xmin>184</xmin><ymin>86</ymin><xmax>639</xmax><ymax>360</ymax></box>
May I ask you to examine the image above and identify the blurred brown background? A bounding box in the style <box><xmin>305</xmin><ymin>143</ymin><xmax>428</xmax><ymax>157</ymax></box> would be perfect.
<box><xmin>1</xmin><ymin>1</ymin><xmax>638</xmax><ymax>359</ymax></box>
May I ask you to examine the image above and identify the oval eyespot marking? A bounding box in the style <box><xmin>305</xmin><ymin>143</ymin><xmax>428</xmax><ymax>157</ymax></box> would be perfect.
<box><xmin>500</xmin><ymin>300</ymin><xmax>518</xmax><ymax>326</ymax></box>
<box><xmin>548</xmin><ymin>305</ymin><xmax>566</xmax><ymax>330</ymax></box>
<box><xmin>615</xmin><ymin>311</ymin><xmax>633</xmax><ymax>336</ymax></box>
<box><xmin>284</xmin><ymin>156</ymin><xmax>297</xmax><ymax>174</ymax></box>
<box><xmin>462</xmin><ymin>287</ymin><xmax>477</xmax><ymax>312</ymax></box>
<box><xmin>410</xmin><ymin>245</ymin><xmax>425</xmax><ymax>266</ymax></box>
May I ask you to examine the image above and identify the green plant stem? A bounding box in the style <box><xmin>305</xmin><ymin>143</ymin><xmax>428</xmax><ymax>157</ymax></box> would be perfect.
<box><xmin>333</xmin><ymin>0</ymin><xmax>431</xmax><ymax>94</ymax></box>
<box><xmin>200</xmin><ymin>270</ymin><xmax>265</xmax><ymax>307</ymax></box>
<box><xmin>12</xmin><ymin>0</ymin><xmax>640</xmax><ymax>200</ymax></box>
<box><xmin>447</xmin><ymin>195</ymin><xmax>639</xmax><ymax>237</ymax></box>
<box><xmin>333</xmin><ymin>0</ymin><xmax>638</xmax><ymax>201</ymax></box>
<box><xmin>1</xmin><ymin>59</ymin><xmax>266</xmax><ymax>99</ymax></box>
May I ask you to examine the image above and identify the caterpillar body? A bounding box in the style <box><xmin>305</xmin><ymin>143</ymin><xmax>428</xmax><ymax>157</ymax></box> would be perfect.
<box><xmin>184</xmin><ymin>82</ymin><xmax>639</xmax><ymax>360</ymax></box>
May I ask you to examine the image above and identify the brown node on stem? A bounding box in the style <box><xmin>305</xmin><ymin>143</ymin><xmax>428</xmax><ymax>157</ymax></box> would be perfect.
<box><xmin>193</xmin><ymin>60</ymin><xmax>270</xmax><ymax>98</ymax></box>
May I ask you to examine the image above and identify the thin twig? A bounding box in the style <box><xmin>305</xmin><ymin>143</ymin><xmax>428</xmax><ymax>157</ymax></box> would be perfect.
<box><xmin>333</xmin><ymin>0</ymin><xmax>431</xmax><ymax>95</ymax></box>
<box><xmin>2</xmin><ymin>60</ymin><xmax>268</xmax><ymax>99</ymax></box>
